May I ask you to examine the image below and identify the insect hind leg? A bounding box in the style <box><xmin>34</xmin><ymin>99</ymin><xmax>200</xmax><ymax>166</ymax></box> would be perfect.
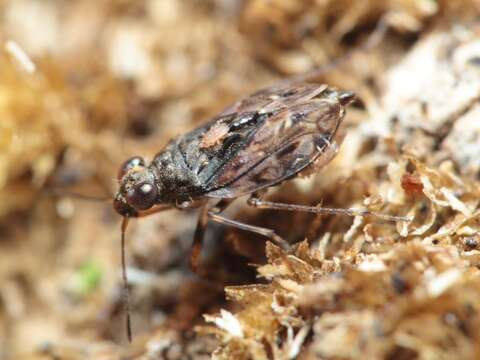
<box><xmin>247</xmin><ymin>193</ymin><xmax>411</xmax><ymax>222</ymax></box>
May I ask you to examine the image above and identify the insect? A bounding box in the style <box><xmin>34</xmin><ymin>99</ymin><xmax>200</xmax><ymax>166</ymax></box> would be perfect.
<box><xmin>113</xmin><ymin>81</ymin><xmax>410</xmax><ymax>341</ymax></box>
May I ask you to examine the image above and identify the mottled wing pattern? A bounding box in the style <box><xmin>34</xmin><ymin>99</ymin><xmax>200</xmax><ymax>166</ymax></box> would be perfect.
<box><xmin>175</xmin><ymin>111</ymin><xmax>264</xmax><ymax>184</ymax></box>
<box><xmin>222</xmin><ymin>82</ymin><xmax>328</xmax><ymax>114</ymax></box>
<box><xmin>173</xmin><ymin>82</ymin><xmax>333</xmax><ymax>195</ymax></box>
<box><xmin>205</xmin><ymin>96</ymin><xmax>345</xmax><ymax>198</ymax></box>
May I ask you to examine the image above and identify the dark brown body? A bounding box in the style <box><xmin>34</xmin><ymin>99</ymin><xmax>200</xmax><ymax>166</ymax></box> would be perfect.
<box><xmin>114</xmin><ymin>82</ymin><xmax>354</xmax><ymax>217</ymax></box>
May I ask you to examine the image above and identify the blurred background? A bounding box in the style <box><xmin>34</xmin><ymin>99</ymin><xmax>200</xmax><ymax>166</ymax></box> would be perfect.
<box><xmin>1</xmin><ymin>0</ymin><xmax>480</xmax><ymax>359</ymax></box>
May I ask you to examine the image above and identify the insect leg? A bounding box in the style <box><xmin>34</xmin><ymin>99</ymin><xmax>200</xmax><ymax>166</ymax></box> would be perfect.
<box><xmin>207</xmin><ymin>212</ymin><xmax>290</xmax><ymax>249</ymax></box>
<box><xmin>135</xmin><ymin>204</ymin><xmax>174</xmax><ymax>217</ymax></box>
<box><xmin>190</xmin><ymin>205</ymin><xmax>209</xmax><ymax>272</ymax></box>
<box><xmin>247</xmin><ymin>194</ymin><xmax>411</xmax><ymax>222</ymax></box>
<box><xmin>189</xmin><ymin>199</ymin><xmax>235</xmax><ymax>272</ymax></box>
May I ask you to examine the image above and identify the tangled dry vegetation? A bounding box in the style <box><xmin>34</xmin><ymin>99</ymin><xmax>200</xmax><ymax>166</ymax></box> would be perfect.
<box><xmin>1</xmin><ymin>0</ymin><xmax>480</xmax><ymax>359</ymax></box>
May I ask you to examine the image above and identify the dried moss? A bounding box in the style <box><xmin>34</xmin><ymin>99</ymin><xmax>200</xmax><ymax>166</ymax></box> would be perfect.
<box><xmin>1</xmin><ymin>1</ymin><xmax>480</xmax><ymax>359</ymax></box>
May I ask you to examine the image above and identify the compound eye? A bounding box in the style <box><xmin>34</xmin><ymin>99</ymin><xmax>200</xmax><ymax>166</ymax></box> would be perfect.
<box><xmin>118</xmin><ymin>156</ymin><xmax>145</xmax><ymax>180</ymax></box>
<box><xmin>125</xmin><ymin>182</ymin><xmax>157</xmax><ymax>210</ymax></box>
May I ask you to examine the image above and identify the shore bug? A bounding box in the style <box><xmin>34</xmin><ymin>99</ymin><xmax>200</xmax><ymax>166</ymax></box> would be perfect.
<box><xmin>113</xmin><ymin>81</ymin><xmax>408</xmax><ymax>341</ymax></box>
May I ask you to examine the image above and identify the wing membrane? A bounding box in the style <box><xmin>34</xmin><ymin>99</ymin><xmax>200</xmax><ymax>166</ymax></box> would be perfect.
<box><xmin>157</xmin><ymin>82</ymin><xmax>348</xmax><ymax>200</ymax></box>
<box><xmin>174</xmin><ymin>83</ymin><xmax>331</xmax><ymax>186</ymax></box>
<box><xmin>206</xmin><ymin>98</ymin><xmax>344</xmax><ymax>198</ymax></box>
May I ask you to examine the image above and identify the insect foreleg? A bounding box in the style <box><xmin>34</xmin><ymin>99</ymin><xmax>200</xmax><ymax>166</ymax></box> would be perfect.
<box><xmin>189</xmin><ymin>199</ymin><xmax>235</xmax><ymax>272</ymax></box>
<box><xmin>190</xmin><ymin>205</ymin><xmax>209</xmax><ymax>272</ymax></box>
<box><xmin>135</xmin><ymin>204</ymin><xmax>173</xmax><ymax>217</ymax></box>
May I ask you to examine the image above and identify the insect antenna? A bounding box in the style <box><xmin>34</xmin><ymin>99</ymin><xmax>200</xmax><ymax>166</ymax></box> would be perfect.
<box><xmin>46</xmin><ymin>188</ymin><xmax>111</xmax><ymax>202</ymax></box>
<box><xmin>121</xmin><ymin>217</ymin><xmax>133</xmax><ymax>343</ymax></box>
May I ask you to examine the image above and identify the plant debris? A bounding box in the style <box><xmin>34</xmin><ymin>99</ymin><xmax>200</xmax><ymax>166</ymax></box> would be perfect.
<box><xmin>1</xmin><ymin>1</ymin><xmax>480</xmax><ymax>359</ymax></box>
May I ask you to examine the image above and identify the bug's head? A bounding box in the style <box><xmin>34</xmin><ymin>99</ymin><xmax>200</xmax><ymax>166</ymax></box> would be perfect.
<box><xmin>113</xmin><ymin>156</ymin><xmax>158</xmax><ymax>217</ymax></box>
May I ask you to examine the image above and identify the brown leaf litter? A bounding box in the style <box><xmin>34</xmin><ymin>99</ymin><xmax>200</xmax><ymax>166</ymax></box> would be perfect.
<box><xmin>2</xmin><ymin>1</ymin><xmax>480</xmax><ymax>359</ymax></box>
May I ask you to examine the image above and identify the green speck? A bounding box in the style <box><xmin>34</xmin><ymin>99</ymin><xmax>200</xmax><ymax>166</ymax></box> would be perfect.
<box><xmin>71</xmin><ymin>259</ymin><xmax>103</xmax><ymax>296</ymax></box>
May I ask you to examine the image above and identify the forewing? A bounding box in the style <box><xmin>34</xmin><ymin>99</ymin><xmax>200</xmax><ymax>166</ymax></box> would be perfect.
<box><xmin>223</xmin><ymin>82</ymin><xmax>328</xmax><ymax>114</ymax></box>
<box><xmin>174</xmin><ymin>82</ymin><xmax>331</xmax><ymax>190</ymax></box>
<box><xmin>206</xmin><ymin>98</ymin><xmax>344</xmax><ymax>198</ymax></box>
